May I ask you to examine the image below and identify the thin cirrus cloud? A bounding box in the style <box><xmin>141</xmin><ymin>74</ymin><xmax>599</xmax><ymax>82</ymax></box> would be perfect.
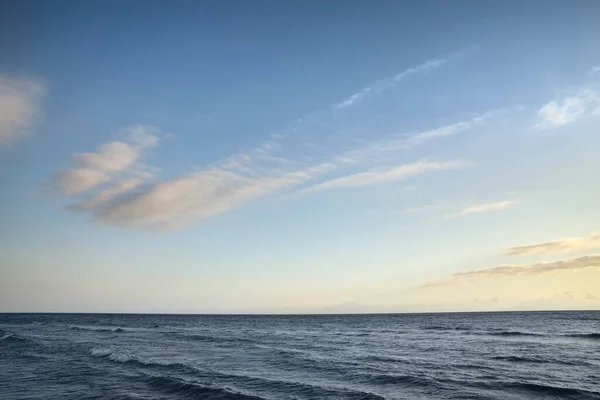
<box><xmin>334</xmin><ymin>57</ymin><xmax>448</xmax><ymax>109</ymax></box>
<box><xmin>505</xmin><ymin>231</ymin><xmax>600</xmax><ymax>256</ymax></box>
<box><xmin>447</xmin><ymin>200</ymin><xmax>516</xmax><ymax>217</ymax></box>
<box><xmin>47</xmin><ymin>52</ymin><xmax>474</xmax><ymax>230</ymax></box>
<box><xmin>338</xmin><ymin>111</ymin><xmax>494</xmax><ymax>165</ymax></box>
<box><xmin>298</xmin><ymin>160</ymin><xmax>470</xmax><ymax>195</ymax></box>
<box><xmin>0</xmin><ymin>75</ymin><xmax>45</xmax><ymax>146</ymax></box>
<box><xmin>534</xmin><ymin>89</ymin><xmax>599</xmax><ymax>129</ymax></box>
<box><xmin>588</xmin><ymin>66</ymin><xmax>600</xmax><ymax>76</ymax></box>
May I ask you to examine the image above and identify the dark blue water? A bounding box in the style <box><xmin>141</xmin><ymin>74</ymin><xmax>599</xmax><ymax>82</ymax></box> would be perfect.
<box><xmin>1</xmin><ymin>312</ymin><xmax>600</xmax><ymax>399</ymax></box>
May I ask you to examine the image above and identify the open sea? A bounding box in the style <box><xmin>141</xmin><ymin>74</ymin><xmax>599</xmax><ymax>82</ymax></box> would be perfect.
<box><xmin>1</xmin><ymin>311</ymin><xmax>599</xmax><ymax>400</ymax></box>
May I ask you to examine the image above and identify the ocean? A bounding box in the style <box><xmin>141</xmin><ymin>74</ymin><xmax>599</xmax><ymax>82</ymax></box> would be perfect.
<box><xmin>1</xmin><ymin>311</ymin><xmax>599</xmax><ymax>399</ymax></box>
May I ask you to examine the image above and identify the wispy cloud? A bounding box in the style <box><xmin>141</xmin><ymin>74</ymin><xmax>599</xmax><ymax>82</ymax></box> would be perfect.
<box><xmin>588</xmin><ymin>66</ymin><xmax>600</xmax><ymax>76</ymax></box>
<box><xmin>453</xmin><ymin>254</ymin><xmax>600</xmax><ymax>279</ymax></box>
<box><xmin>47</xmin><ymin>50</ymin><xmax>480</xmax><ymax>230</ymax></box>
<box><xmin>447</xmin><ymin>200</ymin><xmax>516</xmax><ymax>217</ymax></box>
<box><xmin>340</xmin><ymin>112</ymin><xmax>493</xmax><ymax>164</ymax></box>
<box><xmin>506</xmin><ymin>231</ymin><xmax>600</xmax><ymax>256</ymax></box>
<box><xmin>48</xmin><ymin>125</ymin><xmax>160</xmax><ymax>196</ymax></box>
<box><xmin>534</xmin><ymin>89</ymin><xmax>600</xmax><ymax>129</ymax></box>
<box><xmin>0</xmin><ymin>75</ymin><xmax>45</xmax><ymax>146</ymax></box>
<box><xmin>334</xmin><ymin>57</ymin><xmax>449</xmax><ymax>109</ymax></box>
<box><xmin>49</xmin><ymin>125</ymin><xmax>336</xmax><ymax>229</ymax></box>
<box><xmin>419</xmin><ymin>254</ymin><xmax>600</xmax><ymax>288</ymax></box>
<box><xmin>298</xmin><ymin>160</ymin><xmax>470</xmax><ymax>194</ymax></box>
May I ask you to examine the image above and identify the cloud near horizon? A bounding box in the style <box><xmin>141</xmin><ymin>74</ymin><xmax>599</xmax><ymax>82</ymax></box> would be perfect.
<box><xmin>0</xmin><ymin>75</ymin><xmax>45</xmax><ymax>147</ymax></box>
<box><xmin>506</xmin><ymin>231</ymin><xmax>600</xmax><ymax>256</ymax></box>
<box><xmin>419</xmin><ymin>254</ymin><xmax>600</xmax><ymax>289</ymax></box>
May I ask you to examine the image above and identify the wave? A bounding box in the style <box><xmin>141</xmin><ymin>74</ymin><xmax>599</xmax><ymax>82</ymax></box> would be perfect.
<box><xmin>90</xmin><ymin>347</ymin><xmax>136</xmax><ymax>363</ymax></box>
<box><xmin>488</xmin><ymin>331</ymin><xmax>543</xmax><ymax>337</ymax></box>
<box><xmin>506</xmin><ymin>382</ymin><xmax>600</xmax><ymax>399</ymax></box>
<box><xmin>71</xmin><ymin>325</ymin><xmax>126</xmax><ymax>333</ymax></box>
<box><xmin>565</xmin><ymin>333</ymin><xmax>600</xmax><ymax>340</ymax></box>
<box><xmin>144</xmin><ymin>376</ymin><xmax>266</xmax><ymax>400</ymax></box>
<box><xmin>0</xmin><ymin>332</ymin><xmax>28</xmax><ymax>343</ymax></box>
<box><xmin>164</xmin><ymin>332</ymin><xmax>253</xmax><ymax>345</ymax></box>
<box><xmin>366</xmin><ymin>373</ymin><xmax>439</xmax><ymax>388</ymax></box>
<box><xmin>493</xmin><ymin>356</ymin><xmax>546</xmax><ymax>363</ymax></box>
<box><xmin>422</xmin><ymin>326</ymin><xmax>471</xmax><ymax>331</ymax></box>
<box><xmin>91</xmin><ymin>346</ymin><xmax>385</xmax><ymax>399</ymax></box>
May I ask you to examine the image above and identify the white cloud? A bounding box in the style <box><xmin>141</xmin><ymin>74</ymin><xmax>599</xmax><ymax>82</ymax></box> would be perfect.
<box><xmin>334</xmin><ymin>57</ymin><xmax>449</xmax><ymax>109</ymax></box>
<box><xmin>535</xmin><ymin>90</ymin><xmax>600</xmax><ymax>128</ymax></box>
<box><xmin>50</xmin><ymin>169</ymin><xmax>111</xmax><ymax>196</ymax></box>
<box><xmin>94</xmin><ymin>164</ymin><xmax>333</xmax><ymax>230</ymax></box>
<box><xmin>0</xmin><ymin>75</ymin><xmax>45</xmax><ymax>146</ymax></box>
<box><xmin>506</xmin><ymin>231</ymin><xmax>600</xmax><ymax>256</ymax></box>
<box><xmin>299</xmin><ymin>160</ymin><xmax>469</xmax><ymax>194</ymax></box>
<box><xmin>73</xmin><ymin>141</ymin><xmax>140</xmax><ymax>172</ymax></box>
<box><xmin>48</xmin><ymin>125</ymin><xmax>160</xmax><ymax>196</ymax></box>
<box><xmin>448</xmin><ymin>200</ymin><xmax>516</xmax><ymax>217</ymax></box>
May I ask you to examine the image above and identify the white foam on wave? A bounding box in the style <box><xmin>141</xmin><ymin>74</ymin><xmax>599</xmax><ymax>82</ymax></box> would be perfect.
<box><xmin>0</xmin><ymin>334</ymin><xmax>12</xmax><ymax>340</ymax></box>
<box><xmin>90</xmin><ymin>347</ymin><xmax>134</xmax><ymax>363</ymax></box>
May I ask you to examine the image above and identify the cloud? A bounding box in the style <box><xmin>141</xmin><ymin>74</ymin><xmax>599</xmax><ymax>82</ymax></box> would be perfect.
<box><xmin>48</xmin><ymin>125</ymin><xmax>160</xmax><ymax>196</ymax></box>
<box><xmin>94</xmin><ymin>163</ymin><xmax>333</xmax><ymax>230</ymax></box>
<box><xmin>50</xmin><ymin>169</ymin><xmax>111</xmax><ymax>196</ymax></box>
<box><xmin>535</xmin><ymin>89</ymin><xmax>600</xmax><ymax>129</ymax></box>
<box><xmin>447</xmin><ymin>200</ymin><xmax>516</xmax><ymax>217</ymax></box>
<box><xmin>453</xmin><ymin>254</ymin><xmax>600</xmax><ymax>280</ymax></box>
<box><xmin>588</xmin><ymin>66</ymin><xmax>600</xmax><ymax>76</ymax></box>
<box><xmin>70</xmin><ymin>179</ymin><xmax>144</xmax><ymax>211</ymax></box>
<box><xmin>506</xmin><ymin>231</ymin><xmax>600</xmax><ymax>256</ymax></box>
<box><xmin>419</xmin><ymin>254</ymin><xmax>600</xmax><ymax>290</ymax></box>
<box><xmin>298</xmin><ymin>160</ymin><xmax>470</xmax><ymax>194</ymax></box>
<box><xmin>0</xmin><ymin>75</ymin><xmax>45</xmax><ymax>146</ymax></box>
<box><xmin>340</xmin><ymin>112</ymin><xmax>493</xmax><ymax>164</ymax></box>
<box><xmin>334</xmin><ymin>57</ymin><xmax>449</xmax><ymax>109</ymax></box>
<box><xmin>46</xmin><ymin>50</ymin><xmax>479</xmax><ymax>231</ymax></box>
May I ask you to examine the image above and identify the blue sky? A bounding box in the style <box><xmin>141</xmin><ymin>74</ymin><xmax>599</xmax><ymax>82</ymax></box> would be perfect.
<box><xmin>1</xmin><ymin>1</ymin><xmax>600</xmax><ymax>313</ymax></box>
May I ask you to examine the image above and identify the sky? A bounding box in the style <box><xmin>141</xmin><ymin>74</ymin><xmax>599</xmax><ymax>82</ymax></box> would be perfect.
<box><xmin>1</xmin><ymin>0</ymin><xmax>600</xmax><ymax>313</ymax></box>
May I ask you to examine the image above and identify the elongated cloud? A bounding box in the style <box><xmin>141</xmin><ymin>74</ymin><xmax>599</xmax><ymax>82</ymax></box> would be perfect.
<box><xmin>340</xmin><ymin>112</ymin><xmax>493</xmax><ymax>164</ymax></box>
<box><xmin>49</xmin><ymin>125</ymin><xmax>160</xmax><ymax>196</ymax></box>
<box><xmin>506</xmin><ymin>231</ymin><xmax>600</xmax><ymax>256</ymax></box>
<box><xmin>419</xmin><ymin>254</ymin><xmax>600</xmax><ymax>289</ymax></box>
<box><xmin>448</xmin><ymin>200</ymin><xmax>516</xmax><ymax>217</ymax></box>
<box><xmin>47</xmin><ymin>50</ymin><xmax>477</xmax><ymax>231</ymax></box>
<box><xmin>0</xmin><ymin>75</ymin><xmax>45</xmax><ymax>146</ymax></box>
<box><xmin>95</xmin><ymin>164</ymin><xmax>333</xmax><ymax>230</ymax></box>
<box><xmin>300</xmin><ymin>160</ymin><xmax>469</xmax><ymax>194</ymax></box>
<box><xmin>454</xmin><ymin>254</ymin><xmax>600</xmax><ymax>279</ymax></box>
<box><xmin>334</xmin><ymin>57</ymin><xmax>449</xmax><ymax>109</ymax></box>
<box><xmin>535</xmin><ymin>89</ymin><xmax>599</xmax><ymax>128</ymax></box>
